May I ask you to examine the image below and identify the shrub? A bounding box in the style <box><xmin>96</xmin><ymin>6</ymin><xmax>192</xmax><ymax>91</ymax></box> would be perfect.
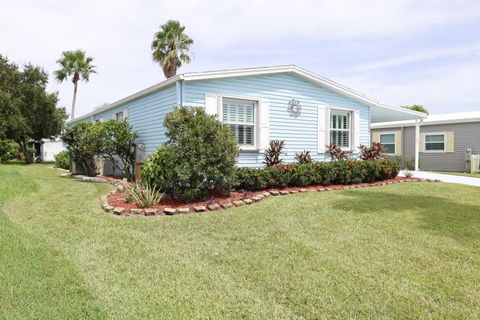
<box><xmin>235</xmin><ymin>159</ymin><xmax>400</xmax><ymax>191</ymax></box>
<box><xmin>142</xmin><ymin>107</ymin><xmax>238</xmax><ymax>202</ymax></box>
<box><xmin>62</xmin><ymin>122</ymin><xmax>102</xmax><ymax>176</ymax></box>
<box><xmin>264</xmin><ymin>140</ymin><xmax>285</xmax><ymax>166</ymax></box>
<box><xmin>327</xmin><ymin>144</ymin><xmax>348</xmax><ymax>161</ymax></box>
<box><xmin>126</xmin><ymin>183</ymin><xmax>164</xmax><ymax>208</ymax></box>
<box><xmin>295</xmin><ymin>150</ymin><xmax>312</xmax><ymax>164</ymax></box>
<box><xmin>359</xmin><ymin>142</ymin><xmax>386</xmax><ymax>160</ymax></box>
<box><xmin>97</xmin><ymin>120</ymin><xmax>139</xmax><ymax>180</ymax></box>
<box><xmin>54</xmin><ymin>150</ymin><xmax>70</xmax><ymax>170</ymax></box>
<box><xmin>0</xmin><ymin>139</ymin><xmax>18</xmax><ymax>163</ymax></box>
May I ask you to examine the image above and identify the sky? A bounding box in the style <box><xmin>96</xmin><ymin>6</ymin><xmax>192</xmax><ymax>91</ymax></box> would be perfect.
<box><xmin>1</xmin><ymin>0</ymin><xmax>480</xmax><ymax>117</ymax></box>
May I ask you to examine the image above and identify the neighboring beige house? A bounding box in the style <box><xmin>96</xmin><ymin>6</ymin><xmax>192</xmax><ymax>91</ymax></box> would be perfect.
<box><xmin>371</xmin><ymin>111</ymin><xmax>480</xmax><ymax>172</ymax></box>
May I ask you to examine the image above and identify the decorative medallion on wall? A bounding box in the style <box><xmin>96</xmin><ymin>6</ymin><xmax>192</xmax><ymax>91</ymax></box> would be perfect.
<box><xmin>287</xmin><ymin>99</ymin><xmax>302</xmax><ymax>118</ymax></box>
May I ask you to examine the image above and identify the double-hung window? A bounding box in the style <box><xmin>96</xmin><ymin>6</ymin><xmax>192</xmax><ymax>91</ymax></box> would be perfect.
<box><xmin>330</xmin><ymin>111</ymin><xmax>351</xmax><ymax>149</ymax></box>
<box><xmin>425</xmin><ymin>134</ymin><xmax>445</xmax><ymax>151</ymax></box>
<box><xmin>222</xmin><ymin>99</ymin><xmax>255</xmax><ymax>147</ymax></box>
<box><xmin>115</xmin><ymin>111</ymin><xmax>124</xmax><ymax>122</ymax></box>
<box><xmin>380</xmin><ymin>133</ymin><xmax>396</xmax><ymax>154</ymax></box>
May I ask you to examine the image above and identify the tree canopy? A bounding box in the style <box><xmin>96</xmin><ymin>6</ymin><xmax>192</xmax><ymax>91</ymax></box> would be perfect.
<box><xmin>402</xmin><ymin>104</ymin><xmax>429</xmax><ymax>115</ymax></box>
<box><xmin>0</xmin><ymin>54</ymin><xmax>67</xmax><ymax>163</ymax></box>
<box><xmin>151</xmin><ymin>20</ymin><xmax>193</xmax><ymax>78</ymax></box>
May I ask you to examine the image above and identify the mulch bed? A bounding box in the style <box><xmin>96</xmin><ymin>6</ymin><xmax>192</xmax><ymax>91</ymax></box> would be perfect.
<box><xmin>101</xmin><ymin>177</ymin><xmax>436</xmax><ymax>216</ymax></box>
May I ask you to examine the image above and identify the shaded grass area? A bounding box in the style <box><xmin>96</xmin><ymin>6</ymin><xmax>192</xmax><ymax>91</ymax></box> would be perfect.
<box><xmin>1</xmin><ymin>164</ymin><xmax>480</xmax><ymax>319</ymax></box>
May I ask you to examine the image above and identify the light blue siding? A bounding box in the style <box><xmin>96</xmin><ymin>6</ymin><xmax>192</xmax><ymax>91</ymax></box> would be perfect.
<box><xmin>183</xmin><ymin>73</ymin><xmax>370</xmax><ymax>167</ymax></box>
<box><xmin>89</xmin><ymin>85</ymin><xmax>177</xmax><ymax>155</ymax></box>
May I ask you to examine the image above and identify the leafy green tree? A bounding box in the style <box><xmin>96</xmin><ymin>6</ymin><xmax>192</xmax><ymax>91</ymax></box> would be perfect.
<box><xmin>97</xmin><ymin>120</ymin><xmax>139</xmax><ymax>179</ymax></box>
<box><xmin>62</xmin><ymin>122</ymin><xmax>102</xmax><ymax>176</ymax></box>
<box><xmin>54</xmin><ymin>50</ymin><xmax>97</xmax><ymax>120</ymax></box>
<box><xmin>0</xmin><ymin>55</ymin><xmax>66</xmax><ymax>163</ymax></box>
<box><xmin>151</xmin><ymin>20</ymin><xmax>193</xmax><ymax>78</ymax></box>
<box><xmin>0</xmin><ymin>139</ymin><xmax>18</xmax><ymax>163</ymax></box>
<box><xmin>402</xmin><ymin>104</ymin><xmax>429</xmax><ymax>115</ymax></box>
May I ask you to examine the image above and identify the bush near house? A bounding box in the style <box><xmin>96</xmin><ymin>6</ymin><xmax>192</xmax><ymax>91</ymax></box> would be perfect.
<box><xmin>54</xmin><ymin>150</ymin><xmax>70</xmax><ymax>170</ymax></box>
<box><xmin>62</xmin><ymin>120</ymin><xmax>138</xmax><ymax>178</ymax></box>
<box><xmin>0</xmin><ymin>139</ymin><xmax>18</xmax><ymax>163</ymax></box>
<box><xmin>142</xmin><ymin>107</ymin><xmax>238</xmax><ymax>201</ymax></box>
<box><xmin>235</xmin><ymin>159</ymin><xmax>400</xmax><ymax>191</ymax></box>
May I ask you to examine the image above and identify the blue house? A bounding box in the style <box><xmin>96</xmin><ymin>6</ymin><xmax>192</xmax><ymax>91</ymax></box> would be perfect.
<box><xmin>68</xmin><ymin>65</ymin><xmax>426</xmax><ymax>168</ymax></box>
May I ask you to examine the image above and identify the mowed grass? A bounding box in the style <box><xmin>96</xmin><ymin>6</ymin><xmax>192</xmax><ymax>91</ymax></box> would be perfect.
<box><xmin>1</xmin><ymin>164</ymin><xmax>480</xmax><ymax>319</ymax></box>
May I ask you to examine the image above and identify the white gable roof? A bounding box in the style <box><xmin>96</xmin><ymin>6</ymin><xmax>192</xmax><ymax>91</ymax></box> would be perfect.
<box><xmin>68</xmin><ymin>65</ymin><xmax>426</xmax><ymax>124</ymax></box>
<box><xmin>371</xmin><ymin>110</ymin><xmax>480</xmax><ymax>129</ymax></box>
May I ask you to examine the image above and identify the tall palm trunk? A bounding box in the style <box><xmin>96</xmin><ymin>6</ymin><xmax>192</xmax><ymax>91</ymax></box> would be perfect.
<box><xmin>71</xmin><ymin>72</ymin><xmax>79</xmax><ymax>120</ymax></box>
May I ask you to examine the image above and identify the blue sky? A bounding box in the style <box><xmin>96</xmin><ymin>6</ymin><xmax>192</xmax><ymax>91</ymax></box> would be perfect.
<box><xmin>1</xmin><ymin>0</ymin><xmax>479</xmax><ymax>117</ymax></box>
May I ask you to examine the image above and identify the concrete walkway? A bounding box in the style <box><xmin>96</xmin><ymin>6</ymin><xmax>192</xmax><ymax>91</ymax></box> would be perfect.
<box><xmin>402</xmin><ymin>171</ymin><xmax>480</xmax><ymax>187</ymax></box>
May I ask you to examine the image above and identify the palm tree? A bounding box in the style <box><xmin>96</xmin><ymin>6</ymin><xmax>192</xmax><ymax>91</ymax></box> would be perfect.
<box><xmin>151</xmin><ymin>20</ymin><xmax>193</xmax><ymax>78</ymax></box>
<box><xmin>54</xmin><ymin>50</ymin><xmax>96</xmax><ymax>120</ymax></box>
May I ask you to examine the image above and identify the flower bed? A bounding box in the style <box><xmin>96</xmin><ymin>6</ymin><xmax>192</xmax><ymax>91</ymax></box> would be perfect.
<box><xmin>101</xmin><ymin>177</ymin><xmax>437</xmax><ymax>216</ymax></box>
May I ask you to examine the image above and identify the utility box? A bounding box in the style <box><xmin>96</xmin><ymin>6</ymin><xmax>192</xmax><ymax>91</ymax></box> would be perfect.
<box><xmin>465</xmin><ymin>148</ymin><xmax>473</xmax><ymax>161</ymax></box>
<box><xmin>135</xmin><ymin>143</ymin><xmax>146</xmax><ymax>163</ymax></box>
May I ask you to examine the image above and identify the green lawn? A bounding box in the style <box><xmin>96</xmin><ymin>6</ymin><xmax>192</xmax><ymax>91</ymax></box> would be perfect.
<box><xmin>433</xmin><ymin>171</ymin><xmax>480</xmax><ymax>178</ymax></box>
<box><xmin>1</xmin><ymin>164</ymin><xmax>480</xmax><ymax>319</ymax></box>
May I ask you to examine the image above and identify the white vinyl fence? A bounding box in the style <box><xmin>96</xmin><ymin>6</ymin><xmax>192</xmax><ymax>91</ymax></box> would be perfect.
<box><xmin>471</xmin><ymin>154</ymin><xmax>480</xmax><ymax>174</ymax></box>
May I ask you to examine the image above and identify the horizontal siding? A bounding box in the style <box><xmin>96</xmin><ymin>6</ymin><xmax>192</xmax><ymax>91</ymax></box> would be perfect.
<box><xmin>184</xmin><ymin>73</ymin><xmax>370</xmax><ymax>167</ymax></box>
<box><xmin>80</xmin><ymin>85</ymin><xmax>177</xmax><ymax>156</ymax></box>
<box><xmin>373</xmin><ymin>122</ymin><xmax>480</xmax><ymax>171</ymax></box>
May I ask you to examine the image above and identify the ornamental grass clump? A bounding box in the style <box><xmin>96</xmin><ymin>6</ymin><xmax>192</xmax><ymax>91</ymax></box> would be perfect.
<box><xmin>126</xmin><ymin>183</ymin><xmax>164</xmax><ymax>208</ymax></box>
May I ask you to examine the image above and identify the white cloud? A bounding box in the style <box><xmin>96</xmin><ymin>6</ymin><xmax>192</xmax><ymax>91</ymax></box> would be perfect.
<box><xmin>0</xmin><ymin>0</ymin><xmax>479</xmax><ymax>117</ymax></box>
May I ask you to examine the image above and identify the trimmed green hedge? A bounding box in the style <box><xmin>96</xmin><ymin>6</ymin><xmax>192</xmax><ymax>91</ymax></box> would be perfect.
<box><xmin>235</xmin><ymin>159</ymin><xmax>400</xmax><ymax>191</ymax></box>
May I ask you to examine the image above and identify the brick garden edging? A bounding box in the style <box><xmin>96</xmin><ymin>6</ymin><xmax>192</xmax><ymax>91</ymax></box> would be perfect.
<box><xmin>99</xmin><ymin>177</ymin><xmax>439</xmax><ymax>217</ymax></box>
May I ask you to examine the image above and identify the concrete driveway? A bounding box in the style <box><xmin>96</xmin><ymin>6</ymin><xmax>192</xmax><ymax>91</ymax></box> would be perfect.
<box><xmin>402</xmin><ymin>171</ymin><xmax>480</xmax><ymax>187</ymax></box>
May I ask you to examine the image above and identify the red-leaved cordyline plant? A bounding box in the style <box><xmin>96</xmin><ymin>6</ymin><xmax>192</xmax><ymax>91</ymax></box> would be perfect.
<box><xmin>264</xmin><ymin>140</ymin><xmax>285</xmax><ymax>166</ymax></box>
<box><xmin>327</xmin><ymin>144</ymin><xmax>348</xmax><ymax>161</ymax></box>
<box><xmin>359</xmin><ymin>142</ymin><xmax>386</xmax><ymax>160</ymax></box>
<box><xmin>294</xmin><ymin>150</ymin><xmax>313</xmax><ymax>164</ymax></box>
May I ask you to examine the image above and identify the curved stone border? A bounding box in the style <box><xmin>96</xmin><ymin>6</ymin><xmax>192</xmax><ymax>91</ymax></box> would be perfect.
<box><xmin>99</xmin><ymin>178</ymin><xmax>439</xmax><ymax>217</ymax></box>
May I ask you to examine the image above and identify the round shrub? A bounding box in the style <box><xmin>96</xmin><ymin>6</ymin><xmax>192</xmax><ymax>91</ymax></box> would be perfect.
<box><xmin>54</xmin><ymin>150</ymin><xmax>70</xmax><ymax>170</ymax></box>
<box><xmin>142</xmin><ymin>107</ymin><xmax>238</xmax><ymax>202</ymax></box>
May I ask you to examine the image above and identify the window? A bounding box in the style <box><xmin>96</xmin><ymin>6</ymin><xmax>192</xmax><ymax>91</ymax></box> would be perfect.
<box><xmin>222</xmin><ymin>99</ymin><xmax>255</xmax><ymax>146</ymax></box>
<box><xmin>380</xmin><ymin>133</ymin><xmax>396</xmax><ymax>154</ymax></box>
<box><xmin>115</xmin><ymin>111</ymin><xmax>124</xmax><ymax>122</ymax></box>
<box><xmin>330</xmin><ymin>111</ymin><xmax>351</xmax><ymax>149</ymax></box>
<box><xmin>425</xmin><ymin>134</ymin><xmax>445</xmax><ymax>151</ymax></box>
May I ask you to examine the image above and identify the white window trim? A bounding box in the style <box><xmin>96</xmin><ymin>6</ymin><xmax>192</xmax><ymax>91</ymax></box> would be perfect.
<box><xmin>221</xmin><ymin>96</ymin><xmax>259</xmax><ymax>151</ymax></box>
<box><xmin>424</xmin><ymin>132</ymin><xmax>446</xmax><ymax>153</ymax></box>
<box><xmin>379</xmin><ymin>131</ymin><xmax>396</xmax><ymax>156</ymax></box>
<box><xmin>329</xmin><ymin>108</ymin><xmax>353</xmax><ymax>151</ymax></box>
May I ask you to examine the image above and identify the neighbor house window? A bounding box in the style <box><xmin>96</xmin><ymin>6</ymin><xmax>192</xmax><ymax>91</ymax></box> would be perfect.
<box><xmin>425</xmin><ymin>134</ymin><xmax>445</xmax><ymax>151</ymax></box>
<box><xmin>380</xmin><ymin>133</ymin><xmax>396</xmax><ymax>154</ymax></box>
<box><xmin>115</xmin><ymin>111</ymin><xmax>124</xmax><ymax>122</ymax></box>
<box><xmin>330</xmin><ymin>111</ymin><xmax>351</xmax><ymax>149</ymax></box>
<box><xmin>222</xmin><ymin>99</ymin><xmax>255</xmax><ymax>147</ymax></box>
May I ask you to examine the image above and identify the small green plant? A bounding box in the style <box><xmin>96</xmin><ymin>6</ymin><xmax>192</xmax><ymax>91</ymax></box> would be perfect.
<box><xmin>403</xmin><ymin>169</ymin><xmax>414</xmax><ymax>178</ymax></box>
<box><xmin>294</xmin><ymin>150</ymin><xmax>312</xmax><ymax>164</ymax></box>
<box><xmin>54</xmin><ymin>150</ymin><xmax>70</xmax><ymax>170</ymax></box>
<box><xmin>0</xmin><ymin>139</ymin><xmax>18</xmax><ymax>163</ymax></box>
<box><xmin>126</xmin><ymin>183</ymin><xmax>164</xmax><ymax>208</ymax></box>
<box><xmin>264</xmin><ymin>140</ymin><xmax>285</xmax><ymax>166</ymax></box>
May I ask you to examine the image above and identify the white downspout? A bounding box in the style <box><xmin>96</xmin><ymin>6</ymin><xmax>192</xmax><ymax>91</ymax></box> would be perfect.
<box><xmin>414</xmin><ymin>118</ymin><xmax>423</xmax><ymax>171</ymax></box>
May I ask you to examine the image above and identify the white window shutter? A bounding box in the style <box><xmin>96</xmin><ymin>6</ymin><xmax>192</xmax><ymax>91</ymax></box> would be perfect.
<box><xmin>258</xmin><ymin>98</ymin><xmax>270</xmax><ymax>150</ymax></box>
<box><xmin>318</xmin><ymin>106</ymin><xmax>329</xmax><ymax>153</ymax></box>
<box><xmin>123</xmin><ymin>109</ymin><xmax>128</xmax><ymax>120</ymax></box>
<box><xmin>353</xmin><ymin>110</ymin><xmax>360</xmax><ymax>151</ymax></box>
<box><xmin>205</xmin><ymin>93</ymin><xmax>218</xmax><ymax>116</ymax></box>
